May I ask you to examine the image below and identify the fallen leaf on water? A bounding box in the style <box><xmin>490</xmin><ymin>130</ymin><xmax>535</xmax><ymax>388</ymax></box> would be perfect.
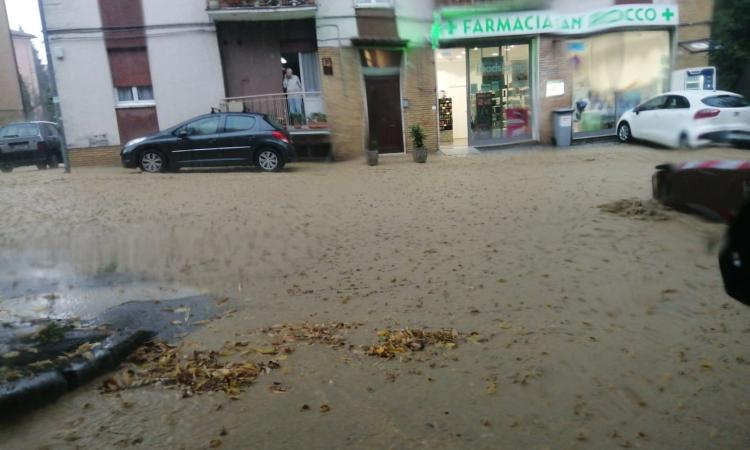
<box><xmin>486</xmin><ymin>382</ymin><xmax>497</xmax><ymax>395</ymax></box>
<box><xmin>268</xmin><ymin>382</ymin><xmax>289</xmax><ymax>394</ymax></box>
<box><xmin>320</xmin><ymin>404</ymin><xmax>331</xmax><ymax>413</ymax></box>
<box><xmin>300</xmin><ymin>404</ymin><xmax>310</xmax><ymax>411</ymax></box>
<box><xmin>220</xmin><ymin>427</ymin><xmax>228</xmax><ymax>436</ymax></box>
<box><xmin>209</xmin><ymin>438</ymin><xmax>222</xmax><ymax>448</ymax></box>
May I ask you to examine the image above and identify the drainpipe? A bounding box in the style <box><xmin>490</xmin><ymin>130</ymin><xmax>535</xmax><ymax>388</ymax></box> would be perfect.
<box><xmin>315</xmin><ymin>23</ymin><xmax>346</xmax><ymax>97</ymax></box>
<box><xmin>37</xmin><ymin>0</ymin><xmax>70</xmax><ymax>173</ymax></box>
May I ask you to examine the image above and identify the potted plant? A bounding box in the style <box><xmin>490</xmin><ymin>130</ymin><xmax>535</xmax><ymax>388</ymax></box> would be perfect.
<box><xmin>308</xmin><ymin>112</ymin><xmax>328</xmax><ymax>129</ymax></box>
<box><xmin>366</xmin><ymin>139</ymin><xmax>379</xmax><ymax>166</ymax></box>
<box><xmin>410</xmin><ymin>124</ymin><xmax>428</xmax><ymax>163</ymax></box>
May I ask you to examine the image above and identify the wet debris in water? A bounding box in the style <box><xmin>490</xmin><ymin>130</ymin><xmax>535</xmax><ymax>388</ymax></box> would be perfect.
<box><xmin>261</xmin><ymin>322</ymin><xmax>361</xmax><ymax>348</ymax></box>
<box><xmin>100</xmin><ymin>341</ymin><xmax>278</xmax><ymax>398</ymax></box>
<box><xmin>598</xmin><ymin>198</ymin><xmax>671</xmax><ymax>221</ymax></box>
<box><xmin>367</xmin><ymin>328</ymin><xmax>460</xmax><ymax>358</ymax></box>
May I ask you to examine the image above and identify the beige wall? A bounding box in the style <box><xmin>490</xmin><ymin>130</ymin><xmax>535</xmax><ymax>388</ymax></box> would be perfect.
<box><xmin>0</xmin><ymin>2</ymin><xmax>23</xmax><ymax>125</ymax></box>
<box><xmin>12</xmin><ymin>34</ymin><xmax>40</xmax><ymax>118</ymax></box>
<box><xmin>675</xmin><ymin>0</ymin><xmax>714</xmax><ymax>69</ymax></box>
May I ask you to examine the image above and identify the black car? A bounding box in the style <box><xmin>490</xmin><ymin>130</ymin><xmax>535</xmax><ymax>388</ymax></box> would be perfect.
<box><xmin>0</xmin><ymin>121</ymin><xmax>64</xmax><ymax>173</ymax></box>
<box><xmin>121</xmin><ymin>112</ymin><xmax>295</xmax><ymax>173</ymax></box>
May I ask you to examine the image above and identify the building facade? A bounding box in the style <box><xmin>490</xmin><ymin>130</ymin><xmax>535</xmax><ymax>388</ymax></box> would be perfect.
<box><xmin>43</xmin><ymin>0</ymin><xmax>438</xmax><ymax>160</ymax></box>
<box><xmin>11</xmin><ymin>30</ymin><xmax>43</xmax><ymax>120</ymax></box>
<box><xmin>0</xmin><ymin>2</ymin><xmax>24</xmax><ymax>125</ymax></box>
<box><xmin>433</xmin><ymin>0</ymin><xmax>688</xmax><ymax>147</ymax></box>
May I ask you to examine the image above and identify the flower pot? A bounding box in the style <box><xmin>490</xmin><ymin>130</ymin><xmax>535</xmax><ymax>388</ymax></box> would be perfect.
<box><xmin>366</xmin><ymin>150</ymin><xmax>379</xmax><ymax>166</ymax></box>
<box><xmin>413</xmin><ymin>147</ymin><xmax>428</xmax><ymax>163</ymax></box>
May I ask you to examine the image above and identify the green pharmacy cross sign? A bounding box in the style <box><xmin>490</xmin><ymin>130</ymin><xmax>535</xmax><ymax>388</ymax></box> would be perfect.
<box><xmin>433</xmin><ymin>4</ymin><xmax>679</xmax><ymax>47</ymax></box>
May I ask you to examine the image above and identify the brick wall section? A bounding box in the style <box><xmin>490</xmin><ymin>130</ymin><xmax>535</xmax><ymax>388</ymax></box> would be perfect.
<box><xmin>69</xmin><ymin>146</ymin><xmax>121</xmax><ymax>167</ymax></box>
<box><xmin>403</xmin><ymin>46</ymin><xmax>438</xmax><ymax>153</ymax></box>
<box><xmin>538</xmin><ymin>36</ymin><xmax>573</xmax><ymax>145</ymax></box>
<box><xmin>319</xmin><ymin>47</ymin><xmax>366</xmax><ymax>160</ymax></box>
<box><xmin>675</xmin><ymin>0</ymin><xmax>714</xmax><ymax>69</ymax></box>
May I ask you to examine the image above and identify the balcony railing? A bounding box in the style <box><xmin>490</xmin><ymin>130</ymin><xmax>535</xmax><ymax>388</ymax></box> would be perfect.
<box><xmin>208</xmin><ymin>0</ymin><xmax>316</xmax><ymax>9</ymax></box>
<box><xmin>221</xmin><ymin>92</ymin><xmax>328</xmax><ymax>132</ymax></box>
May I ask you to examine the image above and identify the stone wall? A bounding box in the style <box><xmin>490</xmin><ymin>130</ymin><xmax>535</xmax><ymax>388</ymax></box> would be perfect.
<box><xmin>403</xmin><ymin>46</ymin><xmax>439</xmax><ymax>153</ymax></box>
<box><xmin>537</xmin><ymin>36</ymin><xmax>573</xmax><ymax>145</ymax></box>
<box><xmin>675</xmin><ymin>0</ymin><xmax>714</xmax><ymax>70</ymax></box>
<box><xmin>318</xmin><ymin>47</ymin><xmax>366</xmax><ymax>161</ymax></box>
<box><xmin>68</xmin><ymin>147</ymin><xmax>121</xmax><ymax>167</ymax></box>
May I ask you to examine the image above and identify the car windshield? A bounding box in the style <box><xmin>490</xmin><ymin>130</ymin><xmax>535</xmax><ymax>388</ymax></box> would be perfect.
<box><xmin>701</xmin><ymin>95</ymin><xmax>750</xmax><ymax>108</ymax></box>
<box><xmin>0</xmin><ymin>123</ymin><xmax>39</xmax><ymax>138</ymax></box>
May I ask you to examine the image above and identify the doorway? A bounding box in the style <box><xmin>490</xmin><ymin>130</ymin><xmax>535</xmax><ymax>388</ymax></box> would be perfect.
<box><xmin>468</xmin><ymin>43</ymin><xmax>532</xmax><ymax>146</ymax></box>
<box><xmin>436</xmin><ymin>42</ymin><xmax>533</xmax><ymax>149</ymax></box>
<box><xmin>365</xmin><ymin>75</ymin><xmax>404</xmax><ymax>154</ymax></box>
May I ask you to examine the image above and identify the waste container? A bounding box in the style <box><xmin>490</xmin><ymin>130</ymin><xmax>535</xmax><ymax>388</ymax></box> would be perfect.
<box><xmin>552</xmin><ymin>108</ymin><xmax>574</xmax><ymax>147</ymax></box>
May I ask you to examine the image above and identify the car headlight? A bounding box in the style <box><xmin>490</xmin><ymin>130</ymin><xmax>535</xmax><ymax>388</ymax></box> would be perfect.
<box><xmin>125</xmin><ymin>137</ymin><xmax>147</xmax><ymax>147</ymax></box>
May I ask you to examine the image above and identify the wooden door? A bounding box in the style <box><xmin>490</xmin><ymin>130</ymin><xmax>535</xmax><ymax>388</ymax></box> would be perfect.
<box><xmin>365</xmin><ymin>76</ymin><xmax>403</xmax><ymax>154</ymax></box>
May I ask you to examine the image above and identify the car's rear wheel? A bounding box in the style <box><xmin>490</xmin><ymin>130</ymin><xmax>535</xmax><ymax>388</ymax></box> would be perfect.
<box><xmin>140</xmin><ymin>149</ymin><xmax>166</xmax><ymax>173</ymax></box>
<box><xmin>678</xmin><ymin>133</ymin><xmax>691</xmax><ymax>149</ymax></box>
<box><xmin>617</xmin><ymin>122</ymin><xmax>632</xmax><ymax>143</ymax></box>
<box><xmin>1</xmin><ymin>164</ymin><xmax>12</xmax><ymax>173</ymax></box>
<box><xmin>48</xmin><ymin>153</ymin><xmax>60</xmax><ymax>169</ymax></box>
<box><xmin>256</xmin><ymin>148</ymin><xmax>283</xmax><ymax>172</ymax></box>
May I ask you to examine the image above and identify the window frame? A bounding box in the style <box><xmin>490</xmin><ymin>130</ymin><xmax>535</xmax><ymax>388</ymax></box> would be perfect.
<box><xmin>223</xmin><ymin>115</ymin><xmax>257</xmax><ymax>134</ymax></box>
<box><xmin>114</xmin><ymin>86</ymin><xmax>156</xmax><ymax>108</ymax></box>
<box><xmin>175</xmin><ymin>116</ymin><xmax>222</xmax><ymax>137</ymax></box>
<box><xmin>353</xmin><ymin>0</ymin><xmax>393</xmax><ymax>8</ymax></box>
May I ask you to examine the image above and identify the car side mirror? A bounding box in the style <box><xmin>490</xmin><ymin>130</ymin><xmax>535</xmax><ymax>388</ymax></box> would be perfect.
<box><xmin>177</xmin><ymin>129</ymin><xmax>189</xmax><ymax>138</ymax></box>
<box><xmin>634</xmin><ymin>107</ymin><xmax>641</xmax><ymax>115</ymax></box>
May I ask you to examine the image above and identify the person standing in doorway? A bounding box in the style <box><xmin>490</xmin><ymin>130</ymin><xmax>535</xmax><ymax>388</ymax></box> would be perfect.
<box><xmin>283</xmin><ymin>68</ymin><xmax>304</xmax><ymax>126</ymax></box>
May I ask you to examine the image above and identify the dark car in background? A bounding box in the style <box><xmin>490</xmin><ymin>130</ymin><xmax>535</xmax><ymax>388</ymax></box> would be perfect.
<box><xmin>120</xmin><ymin>112</ymin><xmax>295</xmax><ymax>173</ymax></box>
<box><xmin>0</xmin><ymin>121</ymin><xmax>64</xmax><ymax>173</ymax></box>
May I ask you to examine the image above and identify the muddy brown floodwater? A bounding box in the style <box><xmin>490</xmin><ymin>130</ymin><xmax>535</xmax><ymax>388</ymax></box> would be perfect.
<box><xmin>1</xmin><ymin>144</ymin><xmax>749</xmax><ymax>449</ymax></box>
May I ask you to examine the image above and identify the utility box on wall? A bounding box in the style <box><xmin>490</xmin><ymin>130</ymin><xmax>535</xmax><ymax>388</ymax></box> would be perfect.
<box><xmin>671</xmin><ymin>67</ymin><xmax>716</xmax><ymax>91</ymax></box>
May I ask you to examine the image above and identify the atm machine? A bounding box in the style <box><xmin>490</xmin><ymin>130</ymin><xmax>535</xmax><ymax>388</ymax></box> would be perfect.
<box><xmin>671</xmin><ymin>67</ymin><xmax>717</xmax><ymax>91</ymax></box>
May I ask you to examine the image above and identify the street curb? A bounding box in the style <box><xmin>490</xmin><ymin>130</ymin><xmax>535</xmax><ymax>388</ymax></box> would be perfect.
<box><xmin>62</xmin><ymin>329</ymin><xmax>154</xmax><ymax>389</ymax></box>
<box><xmin>0</xmin><ymin>371</ymin><xmax>68</xmax><ymax>418</ymax></box>
<box><xmin>0</xmin><ymin>329</ymin><xmax>154</xmax><ymax>420</ymax></box>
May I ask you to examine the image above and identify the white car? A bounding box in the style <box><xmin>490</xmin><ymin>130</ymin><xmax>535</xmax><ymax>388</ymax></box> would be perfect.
<box><xmin>616</xmin><ymin>90</ymin><xmax>750</xmax><ymax>148</ymax></box>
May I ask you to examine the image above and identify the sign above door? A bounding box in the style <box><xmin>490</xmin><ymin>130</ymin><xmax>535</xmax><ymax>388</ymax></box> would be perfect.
<box><xmin>433</xmin><ymin>4</ymin><xmax>679</xmax><ymax>46</ymax></box>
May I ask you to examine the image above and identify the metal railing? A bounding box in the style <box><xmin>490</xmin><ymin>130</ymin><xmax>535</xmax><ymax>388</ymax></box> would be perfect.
<box><xmin>208</xmin><ymin>0</ymin><xmax>316</xmax><ymax>9</ymax></box>
<box><xmin>221</xmin><ymin>91</ymin><xmax>328</xmax><ymax>130</ymax></box>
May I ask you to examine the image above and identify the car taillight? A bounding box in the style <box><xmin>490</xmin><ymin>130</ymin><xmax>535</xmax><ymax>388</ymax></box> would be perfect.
<box><xmin>37</xmin><ymin>141</ymin><xmax>47</xmax><ymax>151</ymax></box>
<box><xmin>272</xmin><ymin>130</ymin><xmax>290</xmax><ymax>144</ymax></box>
<box><xmin>694</xmin><ymin>108</ymin><xmax>720</xmax><ymax>120</ymax></box>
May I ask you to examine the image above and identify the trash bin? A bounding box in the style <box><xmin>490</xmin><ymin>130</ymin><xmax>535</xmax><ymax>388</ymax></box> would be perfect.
<box><xmin>552</xmin><ymin>108</ymin><xmax>574</xmax><ymax>147</ymax></box>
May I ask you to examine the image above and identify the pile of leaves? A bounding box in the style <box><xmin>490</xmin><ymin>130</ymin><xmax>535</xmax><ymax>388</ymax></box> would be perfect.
<box><xmin>368</xmin><ymin>328</ymin><xmax>459</xmax><ymax>359</ymax></box>
<box><xmin>599</xmin><ymin>198</ymin><xmax>671</xmax><ymax>221</ymax></box>
<box><xmin>262</xmin><ymin>322</ymin><xmax>360</xmax><ymax>348</ymax></box>
<box><xmin>101</xmin><ymin>341</ymin><xmax>277</xmax><ymax>398</ymax></box>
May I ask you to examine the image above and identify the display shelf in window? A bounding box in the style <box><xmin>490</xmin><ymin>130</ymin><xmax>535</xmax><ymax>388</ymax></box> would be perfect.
<box><xmin>439</xmin><ymin>97</ymin><xmax>453</xmax><ymax>131</ymax></box>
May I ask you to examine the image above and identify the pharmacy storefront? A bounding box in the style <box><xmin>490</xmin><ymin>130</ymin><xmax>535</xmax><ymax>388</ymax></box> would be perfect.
<box><xmin>433</xmin><ymin>4</ymin><xmax>679</xmax><ymax>148</ymax></box>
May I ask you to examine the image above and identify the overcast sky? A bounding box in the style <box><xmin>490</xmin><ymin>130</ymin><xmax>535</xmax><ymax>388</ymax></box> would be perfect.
<box><xmin>4</xmin><ymin>0</ymin><xmax>46</xmax><ymax>63</ymax></box>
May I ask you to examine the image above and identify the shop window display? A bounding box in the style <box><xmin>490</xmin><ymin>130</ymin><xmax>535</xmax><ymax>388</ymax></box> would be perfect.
<box><xmin>568</xmin><ymin>31</ymin><xmax>670</xmax><ymax>135</ymax></box>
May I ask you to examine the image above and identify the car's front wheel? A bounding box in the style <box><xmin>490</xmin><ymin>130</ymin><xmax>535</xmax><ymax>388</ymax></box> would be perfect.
<box><xmin>1</xmin><ymin>164</ymin><xmax>12</xmax><ymax>173</ymax></box>
<box><xmin>140</xmin><ymin>149</ymin><xmax>166</xmax><ymax>173</ymax></box>
<box><xmin>617</xmin><ymin>122</ymin><xmax>632</xmax><ymax>143</ymax></box>
<box><xmin>255</xmin><ymin>148</ymin><xmax>283</xmax><ymax>172</ymax></box>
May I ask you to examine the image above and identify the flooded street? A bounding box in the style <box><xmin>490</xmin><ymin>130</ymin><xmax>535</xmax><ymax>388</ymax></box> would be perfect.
<box><xmin>1</xmin><ymin>145</ymin><xmax>749</xmax><ymax>449</ymax></box>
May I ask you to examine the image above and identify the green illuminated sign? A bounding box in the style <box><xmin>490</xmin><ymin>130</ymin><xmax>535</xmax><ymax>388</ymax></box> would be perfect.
<box><xmin>434</xmin><ymin>4</ymin><xmax>679</xmax><ymax>47</ymax></box>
